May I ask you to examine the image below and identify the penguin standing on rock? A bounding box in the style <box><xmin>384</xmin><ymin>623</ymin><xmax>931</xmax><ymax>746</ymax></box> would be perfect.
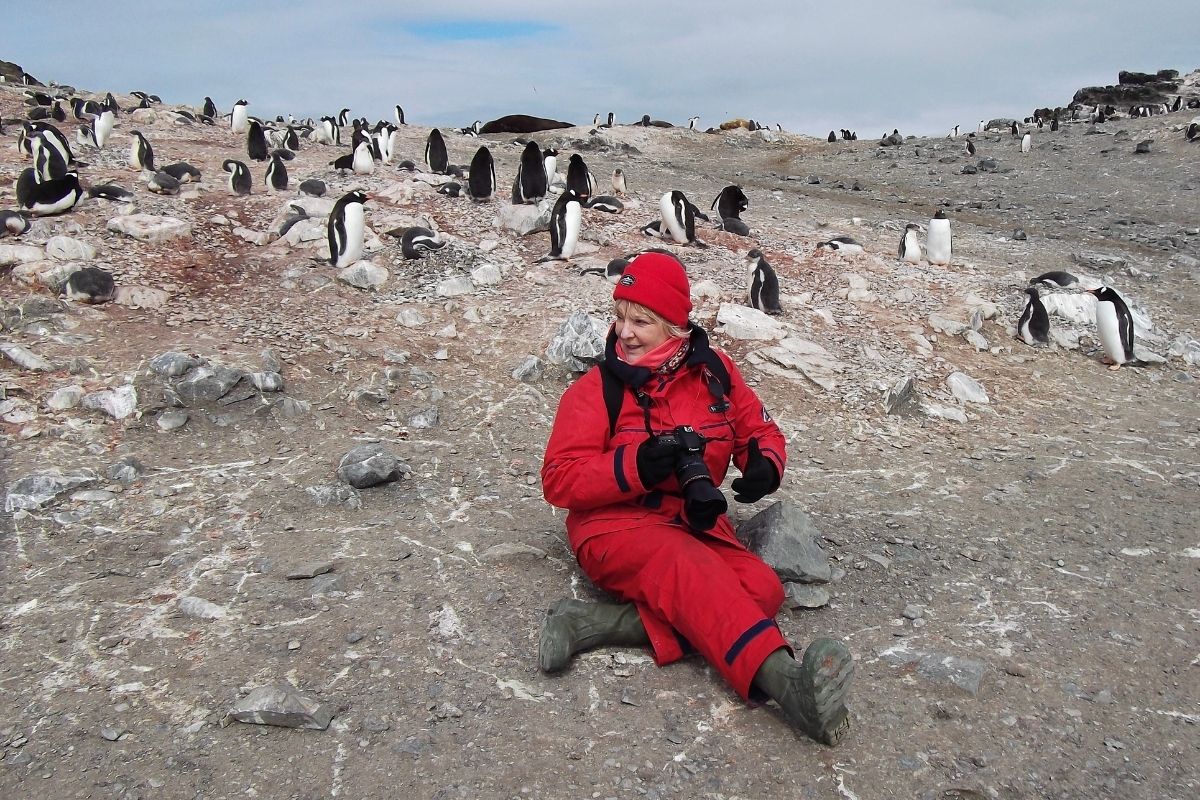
<box><xmin>129</xmin><ymin>130</ymin><xmax>155</xmax><ymax>172</ymax></box>
<box><xmin>898</xmin><ymin>223</ymin><xmax>923</xmax><ymax>263</ymax></box>
<box><xmin>468</xmin><ymin>146</ymin><xmax>496</xmax><ymax>201</ymax></box>
<box><xmin>746</xmin><ymin>249</ymin><xmax>782</xmax><ymax>314</ymax></box>
<box><xmin>425</xmin><ymin>129</ymin><xmax>448</xmax><ymax>174</ymax></box>
<box><xmin>327</xmin><ymin>190</ymin><xmax>368</xmax><ymax>267</ymax></box>
<box><xmin>265</xmin><ymin>152</ymin><xmax>289</xmax><ymax>192</ymax></box>
<box><xmin>512</xmin><ymin>141</ymin><xmax>547</xmax><ymax>204</ymax></box>
<box><xmin>1016</xmin><ymin>287</ymin><xmax>1050</xmax><ymax>345</ymax></box>
<box><xmin>1088</xmin><ymin>286</ymin><xmax>1135</xmax><ymax>370</ymax></box>
<box><xmin>565</xmin><ymin>154</ymin><xmax>593</xmax><ymax>200</ymax></box>
<box><xmin>541</xmin><ymin>189</ymin><xmax>582</xmax><ymax>262</ymax></box>
<box><xmin>222</xmin><ymin>159</ymin><xmax>252</xmax><ymax>195</ymax></box>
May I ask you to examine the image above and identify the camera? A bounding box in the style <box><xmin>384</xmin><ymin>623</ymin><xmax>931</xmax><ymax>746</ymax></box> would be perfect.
<box><xmin>654</xmin><ymin>425</ymin><xmax>727</xmax><ymax>530</ymax></box>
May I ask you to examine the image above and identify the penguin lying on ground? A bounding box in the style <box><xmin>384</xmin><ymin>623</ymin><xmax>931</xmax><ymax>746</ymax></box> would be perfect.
<box><xmin>817</xmin><ymin>235</ymin><xmax>863</xmax><ymax>253</ymax></box>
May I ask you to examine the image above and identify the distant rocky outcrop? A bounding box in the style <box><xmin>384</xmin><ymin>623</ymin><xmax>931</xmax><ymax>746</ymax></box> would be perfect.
<box><xmin>1071</xmin><ymin>68</ymin><xmax>1181</xmax><ymax>107</ymax></box>
<box><xmin>0</xmin><ymin>59</ymin><xmax>39</xmax><ymax>85</ymax></box>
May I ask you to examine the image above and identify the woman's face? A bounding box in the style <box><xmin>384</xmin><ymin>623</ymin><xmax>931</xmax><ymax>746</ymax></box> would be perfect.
<box><xmin>615</xmin><ymin>304</ymin><xmax>670</xmax><ymax>362</ymax></box>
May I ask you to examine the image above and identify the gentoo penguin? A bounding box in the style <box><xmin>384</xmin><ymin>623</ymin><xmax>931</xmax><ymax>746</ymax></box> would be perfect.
<box><xmin>265</xmin><ymin>152</ymin><xmax>289</xmax><ymax>192</ymax></box>
<box><xmin>817</xmin><ymin>235</ymin><xmax>863</xmax><ymax>253</ymax></box>
<box><xmin>330</xmin><ymin>152</ymin><xmax>355</xmax><ymax>172</ymax></box>
<box><xmin>746</xmin><ymin>249</ymin><xmax>782</xmax><ymax>314</ymax></box>
<box><xmin>1010</xmin><ymin>121</ymin><xmax>1019</xmax><ymax>137</ymax></box>
<box><xmin>966</xmin><ymin>138</ymin><xmax>976</xmax><ymax>156</ymax></box>
<box><xmin>579</xmin><ymin>254</ymin><xmax>630</xmax><ymax>282</ymax></box>
<box><xmin>93</xmin><ymin>108</ymin><xmax>115</xmax><ymax>149</ymax></box>
<box><xmin>247</xmin><ymin>120</ymin><xmax>269</xmax><ymax>161</ymax></box>
<box><xmin>277</xmin><ymin>204</ymin><xmax>309</xmax><ymax>236</ymax></box>
<box><xmin>0</xmin><ymin>210</ymin><xmax>31</xmax><ymax>237</ymax></box>
<box><xmin>611</xmin><ymin>168</ymin><xmax>627</xmax><ymax>196</ymax></box>
<box><xmin>1088</xmin><ymin>287</ymin><xmax>1134</xmax><ymax>370</ymax></box>
<box><xmin>467</xmin><ymin>146</ymin><xmax>496</xmax><ymax>201</ymax></box>
<box><xmin>688</xmin><ymin>116</ymin><xmax>700</xmax><ymax>130</ymax></box>
<box><xmin>284</xmin><ymin>125</ymin><xmax>301</xmax><ymax>151</ymax></box>
<box><xmin>298</xmin><ymin>178</ymin><xmax>326</xmax><ymax>197</ymax></box>
<box><xmin>640</xmin><ymin>220</ymin><xmax>664</xmax><ymax>237</ymax></box>
<box><xmin>660</xmin><ymin>190</ymin><xmax>703</xmax><ymax>247</ymax></box>
<box><xmin>203</xmin><ymin>96</ymin><xmax>218</xmax><ymax>120</ymax></box>
<box><xmin>129</xmin><ymin>130</ymin><xmax>155</xmax><ymax>172</ymax></box>
<box><xmin>32</xmin><ymin>134</ymin><xmax>69</xmax><ymax>181</ymax></box>
<box><xmin>62</xmin><ymin>267</ymin><xmax>116</xmax><ymax>304</ymax></box>
<box><xmin>898</xmin><ymin>223</ymin><xmax>923</xmax><ymax>263</ymax></box>
<box><xmin>399</xmin><ymin>226</ymin><xmax>446</xmax><ymax>259</ymax></box>
<box><xmin>950</xmin><ymin>124</ymin><xmax>959</xmax><ymax>138</ymax></box>
<box><xmin>926</xmin><ymin>210</ymin><xmax>952</xmax><ymax>266</ymax></box>
<box><xmin>425</xmin><ymin>129</ymin><xmax>449</xmax><ymax>174</ymax></box>
<box><xmin>1030</xmin><ymin>270</ymin><xmax>1078</xmax><ymax>289</ymax></box>
<box><xmin>30</xmin><ymin>123</ymin><xmax>74</xmax><ymax>168</ymax></box>
<box><xmin>222</xmin><ymin>159</ymin><xmax>252</xmax><ymax>195</ymax></box>
<box><xmin>439</xmin><ymin>182</ymin><xmax>462</xmax><ymax>197</ymax></box>
<box><xmin>21</xmin><ymin>172</ymin><xmax>84</xmax><ymax>216</ymax></box>
<box><xmin>543</xmin><ymin>148</ymin><xmax>558</xmax><ymax>186</ymax></box>
<box><xmin>711</xmin><ymin>185</ymin><xmax>749</xmax><ymax>220</ymax></box>
<box><xmin>147</xmin><ymin>171</ymin><xmax>181</xmax><ymax>195</ymax></box>
<box><xmin>1020</xmin><ymin>132</ymin><xmax>1032</xmax><ymax>153</ymax></box>
<box><xmin>337</xmin><ymin>108</ymin><xmax>351</xmax><ymax>126</ymax></box>
<box><xmin>827</xmin><ymin>131</ymin><xmax>837</xmax><ymax>143</ymax></box>
<box><xmin>542</xmin><ymin>189</ymin><xmax>583</xmax><ymax>261</ymax></box>
<box><xmin>88</xmin><ymin>183</ymin><xmax>135</xmax><ymax>202</ymax></box>
<box><xmin>977</xmin><ymin>119</ymin><xmax>985</xmax><ymax>133</ymax></box>
<box><xmin>584</xmin><ymin>195</ymin><xmax>624</xmax><ymax>213</ymax></box>
<box><xmin>394</xmin><ymin>105</ymin><xmax>406</xmax><ymax>125</ymax></box>
<box><xmin>327</xmin><ymin>190</ymin><xmax>368</xmax><ymax>267</ymax></box>
<box><xmin>1050</xmin><ymin>117</ymin><xmax>1060</xmax><ymax>132</ymax></box>
<box><xmin>352</xmin><ymin>140</ymin><xmax>374</xmax><ymax>175</ymax></box>
<box><xmin>1016</xmin><ymin>287</ymin><xmax>1050</xmax><ymax>346</ymax></box>
<box><xmin>77</xmin><ymin>123</ymin><xmax>96</xmax><ymax>148</ymax></box>
<box><xmin>231</xmin><ymin>99</ymin><xmax>249</xmax><ymax>134</ymax></box>
<box><xmin>512</xmin><ymin>141</ymin><xmax>547</xmax><ymax>204</ymax></box>
<box><xmin>565</xmin><ymin>154</ymin><xmax>593</xmax><ymax>199</ymax></box>
<box><xmin>15</xmin><ymin>168</ymin><xmax>39</xmax><ymax>209</ymax></box>
<box><xmin>593</xmin><ymin>113</ymin><xmax>600</xmax><ymax>127</ymax></box>
<box><xmin>1185</xmin><ymin>122</ymin><xmax>1200</xmax><ymax>142</ymax></box>
<box><xmin>162</xmin><ymin>162</ymin><xmax>201</xmax><ymax>183</ymax></box>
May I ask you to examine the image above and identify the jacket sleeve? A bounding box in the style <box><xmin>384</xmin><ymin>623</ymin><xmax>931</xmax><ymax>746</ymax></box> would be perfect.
<box><xmin>721</xmin><ymin>352</ymin><xmax>787</xmax><ymax>483</ymax></box>
<box><xmin>541</xmin><ymin>369</ymin><xmax>649</xmax><ymax>511</ymax></box>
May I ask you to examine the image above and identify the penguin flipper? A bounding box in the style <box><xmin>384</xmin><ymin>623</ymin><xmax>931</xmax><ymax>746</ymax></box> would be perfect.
<box><xmin>578</xmin><ymin>267</ymin><xmax>605</xmax><ymax>277</ymax></box>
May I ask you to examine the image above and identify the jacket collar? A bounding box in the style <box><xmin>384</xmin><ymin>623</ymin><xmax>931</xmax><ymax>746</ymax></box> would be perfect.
<box><xmin>603</xmin><ymin>324</ymin><xmax>723</xmax><ymax>391</ymax></box>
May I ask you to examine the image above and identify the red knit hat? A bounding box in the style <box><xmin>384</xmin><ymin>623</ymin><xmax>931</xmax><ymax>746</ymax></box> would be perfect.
<box><xmin>612</xmin><ymin>251</ymin><xmax>692</xmax><ymax>327</ymax></box>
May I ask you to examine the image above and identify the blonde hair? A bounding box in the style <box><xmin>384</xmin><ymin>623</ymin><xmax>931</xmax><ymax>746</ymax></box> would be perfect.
<box><xmin>614</xmin><ymin>299</ymin><xmax>691</xmax><ymax>339</ymax></box>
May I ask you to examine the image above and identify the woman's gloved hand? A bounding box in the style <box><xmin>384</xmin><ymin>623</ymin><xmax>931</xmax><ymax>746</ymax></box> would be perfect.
<box><xmin>636</xmin><ymin>435</ymin><xmax>682</xmax><ymax>488</ymax></box>
<box><xmin>731</xmin><ymin>438</ymin><xmax>779</xmax><ymax>503</ymax></box>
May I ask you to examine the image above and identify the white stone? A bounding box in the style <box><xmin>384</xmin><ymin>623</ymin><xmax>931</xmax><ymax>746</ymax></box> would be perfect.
<box><xmin>437</xmin><ymin>276</ymin><xmax>475</xmax><ymax>297</ymax></box>
<box><xmin>10</xmin><ymin>260</ymin><xmax>81</xmax><ymax>292</ymax></box>
<box><xmin>45</xmin><ymin>236</ymin><xmax>96</xmax><ymax>261</ymax></box>
<box><xmin>692</xmin><ymin>279</ymin><xmax>723</xmax><ymax>302</ymax></box>
<box><xmin>337</xmin><ymin>260</ymin><xmax>389</xmax><ymax>290</ymax></box>
<box><xmin>397</xmin><ymin>308</ymin><xmax>427</xmax><ymax>328</ymax></box>
<box><xmin>82</xmin><ymin>385</ymin><xmax>138</xmax><ymax>419</ymax></box>
<box><xmin>114</xmin><ymin>285</ymin><xmax>170</xmax><ymax>308</ymax></box>
<box><xmin>1</xmin><ymin>343</ymin><xmax>55</xmax><ymax>372</ymax></box>
<box><xmin>0</xmin><ymin>398</ymin><xmax>36</xmax><ymax>424</ymax></box>
<box><xmin>963</xmin><ymin>330</ymin><xmax>989</xmax><ymax>351</ymax></box>
<box><xmin>107</xmin><ymin>214</ymin><xmax>191</xmax><ymax>242</ymax></box>
<box><xmin>946</xmin><ymin>371</ymin><xmax>989</xmax><ymax>404</ymax></box>
<box><xmin>929</xmin><ymin>313</ymin><xmax>968</xmax><ymax>336</ymax></box>
<box><xmin>496</xmin><ymin>198</ymin><xmax>554</xmax><ymax>236</ymax></box>
<box><xmin>715</xmin><ymin>304</ymin><xmax>787</xmax><ymax>340</ymax></box>
<box><xmin>920</xmin><ymin>403</ymin><xmax>969</xmax><ymax>423</ymax></box>
<box><xmin>178</xmin><ymin>596</ymin><xmax>227</xmax><ymax>620</ymax></box>
<box><xmin>46</xmin><ymin>385</ymin><xmax>85</xmax><ymax>410</ymax></box>
<box><xmin>0</xmin><ymin>244</ymin><xmax>48</xmax><ymax>266</ymax></box>
<box><xmin>436</xmin><ymin>324</ymin><xmax>458</xmax><ymax>339</ymax></box>
<box><xmin>283</xmin><ymin>219</ymin><xmax>326</xmax><ymax>246</ymax></box>
<box><xmin>479</xmin><ymin>239</ymin><xmax>499</xmax><ymax>253</ymax></box>
<box><xmin>234</xmin><ymin>227</ymin><xmax>274</xmax><ymax>246</ymax></box>
<box><xmin>470</xmin><ymin>263</ymin><xmax>502</xmax><ymax>285</ymax></box>
<box><xmin>751</xmin><ymin>336</ymin><xmax>844</xmax><ymax>391</ymax></box>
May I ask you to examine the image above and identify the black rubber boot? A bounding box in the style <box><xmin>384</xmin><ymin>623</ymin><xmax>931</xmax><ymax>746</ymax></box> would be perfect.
<box><xmin>752</xmin><ymin>639</ymin><xmax>854</xmax><ymax>746</ymax></box>
<box><xmin>538</xmin><ymin>598</ymin><xmax>649</xmax><ymax>673</ymax></box>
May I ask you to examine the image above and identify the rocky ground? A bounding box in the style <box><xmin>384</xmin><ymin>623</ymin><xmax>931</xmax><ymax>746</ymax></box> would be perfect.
<box><xmin>1</xmin><ymin>70</ymin><xmax>1198</xmax><ymax>800</ymax></box>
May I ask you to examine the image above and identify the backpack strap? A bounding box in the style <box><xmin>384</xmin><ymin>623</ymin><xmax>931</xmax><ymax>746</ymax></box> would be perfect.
<box><xmin>598</xmin><ymin>363</ymin><xmax>627</xmax><ymax>438</ymax></box>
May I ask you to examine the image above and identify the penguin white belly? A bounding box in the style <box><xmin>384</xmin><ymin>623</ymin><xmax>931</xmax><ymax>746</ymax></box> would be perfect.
<box><xmin>128</xmin><ymin>141</ymin><xmax>142</xmax><ymax>170</ymax></box>
<box><xmin>1095</xmin><ymin>301</ymin><xmax>1127</xmax><ymax>365</ymax></box>
<box><xmin>338</xmin><ymin>205</ymin><xmax>365</xmax><ymax>267</ymax></box>
<box><xmin>560</xmin><ymin>202</ymin><xmax>582</xmax><ymax>258</ymax></box>
<box><xmin>660</xmin><ymin>193</ymin><xmax>688</xmax><ymax>244</ymax></box>
<box><xmin>903</xmin><ymin>231</ymin><xmax>923</xmax><ymax>263</ymax></box>
<box><xmin>352</xmin><ymin>144</ymin><xmax>374</xmax><ymax>175</ymax></box>
<box><xmin>95</xmin><ymin>113</ymin><xmax>114</xmax><ymax>148</ymax></box>
<box><xmin>1021</xmin><ymin>133</ymin><xmax>1032</xmax><ymax>153</ymax></box>
<box><xmin>543</xmin><ymin>157</ymin><xmax>557</xmax><ymax>186</ymax></box>
<box><xmin>31</xmin><ymin>191</ymin><xmax>79</xmax><ymax>217</ymax></box>
<box><xmin>926</xmin><ymin>220</ymin><xmax>952</xmax><ymax>265</ymax></box>
<box><xmin>232</xmin><ymin>106</ymin><xmax>248</xmax><ymax>133</ymax></box>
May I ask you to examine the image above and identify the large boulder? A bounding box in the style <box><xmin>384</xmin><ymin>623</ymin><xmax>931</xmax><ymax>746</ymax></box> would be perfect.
<box><xmin>736</xmin><ymin>501</ymin><xmax>833</xmax><ymax>584</ymax></box>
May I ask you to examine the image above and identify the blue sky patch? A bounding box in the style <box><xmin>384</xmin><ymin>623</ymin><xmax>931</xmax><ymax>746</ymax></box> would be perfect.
<box><xmin>405</xmin><ymin>20</ymin><xmax>558</xmax><ymax>40</ymax></box>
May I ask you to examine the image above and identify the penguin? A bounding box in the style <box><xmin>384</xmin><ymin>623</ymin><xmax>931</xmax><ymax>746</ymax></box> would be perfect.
<box><xmin>688</xmin><ymin>116</ymin><xmax>700</xmax><ymax>130</ymax></box>
<box><xmin>93</xmin><ymin>109</ymin><xmax>115</xmax><ymax>149</ymax></box>
<box><xmin>1050</xmin><ymin>117</ymin><xmax>1060</xmax><ymax>132</ymax></box>
<box><xmin>129</xmin><ymin>130</ymin><xmax>155</xmax><ymax>172</ymax></box>
<box><xmin>1171</xmin><ymin>95</ymin><xmax>1182</xmax><ymax>113</ymax></box>
<box><xmin>247</xmin><ymin>120</ymin><xmax>269</xmax><ymax>161</ymax></box>
<box><xmin>1016</xmin><ymin>287</ymin><xmax>1051</xmax><ymax>346</ymax></box>
<box><xmin>565</xmin><ymin>154</ymin><xmax>593</xmax><ymax>199</ymax></box>
<box><xmin>640</xmin><ymin>220</ymin><xmax>664</xmax><ymax>237</ymax></box>
<box><xmin>593</xmin><ymin>113</ymin><xmax>600</xmax><ymax>127</ymax></box>
<box><xmin>203</xmin><ymin>96</ymin><xmax>218</xmax><ymax>119</ymax></box>
<box><xmin>277</xmin><ymin>204</ymin><xmax>309</xmax><ymax>237</ymax></box>
<box><xmin>88</xmin><ymin>183</ymin><xmax>135</xmax><ymax>202</ymax></box>
<box><xmin>611</xmin><ymin>168</ymin><xmax>627</xmax><ymax>196</ymax></box>
<box><xmin>660</xmin><ymin>190</ymin><xmax>703</xmax><ymax>247</ymax></box>
<box><xmin>298</xmin><ymin>178</ymin><xmax>326</xmax><ymax>197</ymax></box>
<box><xmin>21</xmin><ymin>172</ymin><xmax>84</xmax><ymax>216</ymax></box>
<box><xmin>978</xmin><ymin>119</ymin><xmax>985</xmax><ymax>133</ymax></box>
<box><xmin>543</xmin><ymin>189</ymin><xmax>583</xmax><ymax>261</ymax></box>
<box><xmin>327</xmin><ymin>190</ymin><xmax>369</xmax><ymax>267</ymax></box>
<box><xmin>222</xmin><ymin>159</ymin><xmax>252</xmax><ymax>195</ymax></box>
<box><xmin>438</xmin><ymin>182</ymin><xmax>462</xmax><ymax>198</ymax></box>
<box><xmin>584</xmin><ymin>195</ymin><xmax>624</xmax><ymax>213</ymax></box>
<box><xmin>1010</xmin><ymin>121</ymin><xmax>1020</xmax><ymax>137</ymax></box>
<box><xmin>162</xmin><ymin>162</ymin><xmax>201</xmax><ymax>183</ymax></box>
<box><xmin>817</xmin><ymin>235</ymin><xmax>864</xmax><ymax>253</ymax></box>
<box><xmin>29</xmin><ymin>123</ymin><xmax>74</xmax><ymax>167</ymax></box>
<box><xmin>337</xmin><ymin>108</ymin><xmax>351</xmax><ymax>126</ymax></box>
<box><xmin>231</xmin><ymin>99</ymin><xmax>249</xmax><ymax>134</ymax></box>
<box><xmin>1185</xmin><ymin>123</ymin><xmax>1200</xmax><ymax>142</ymax></box>
<box><xmin>718</xmin><ymin>217</ymin><xmax>751</xmax><ymax>236</ymax></box>
<box><xmin>329</xmin><ymin>152</ymin><xmax>354</xmax><ymax>173</ymax></box>
<box><xmin>283</xmin><ymin>125</ymin><xmax>300</xmax><ymax>151</ymax></box>
<box><xmin>351</xmin><ymin>140</ymin><xmax>374</xmax><ymax>175</ymax></box>
<box><xmin>1030</xmin><ymin>270</ymin><xmax>1078</xmax><ymax>289</ymax></box>
<box><xmin>1021</xmin><ymin>132</ymin><xmax>1032</xmax><ymax>153</ymax></box>
<box><xmin>77</xmin><ymin>123</ymin><xmax>96</xmax><ymax>149</ymax></box>
<box><xmin>15</xmin><ymin>168</ymin><xmax>38</xmax><ymax>208</ymax></box>
<box><xmin>746</xmin><ymin>248</ymin><xmax>782</xmax><ymax>315</ymax></box>
<box><xmin>711</xmin><ymin>185</ymin><xmax>749</xmax><ymax>220</ymax></box>
<box><xmin>827</xmin><ymin>131</ymin><xmax>837</xmax><ymax>143</ymax></box>
<box><xmin>926</xmin><ymin>210</ymin><xmax>952</xmax><ymax>265</ymax></box>
<box><xmin>898</xmin><ymin>223</ymin><xmax>923</xmax><ymax>262</ymax></box>
<box><xmin>398</xmin><ymin>226</ymin><xmax>446</xmax><ymax>259</ymax></box>
<box><xmin>61</xmin><ymin>267</ymin><xmax>116</xmax><ymax>304</ymax></box>
<box><xmin>425</xmin><ymin>129</ymin><xmax>449</xmax><ymax>174</ymax></box>
<box><xmin>147</xmin><ymin>171</ymin><xmax>181</xmax><ymax>195</ymax></box>
<box><xmin>32</xmin><ymin>134</ymin><xmax>69</xmax><ymax>181</ymax></box>
<box><xmin>966</xmin><ymin>138</ymin><xmax>976</xmax><ymax>156</ymax></box>
<box><xmin>950</xmin><ymin>124</ymin><xmax>959</xmax><ymax>138</ymax></box>
<box><xmin>320</xmin><ymin>116</ymin><xmax>340</xmax><ymax>146</ymax></box>
<box><xmin>266</xmin><ymin>152</ymin><xmax>289</xmax><ymax>192</ymax></box>
<box><xmin>0</xmin><ymin>210</ymin><xmax>31</xmax><ymax>237</ymax></box>
<box><xmin>512</xmin><ymin>141</ymin><xmax>547</xmax><ymax>204</ymax></box>
<box><xmin>467</xmin><ymin>146</ymin><xmax>496</xmax><ymax>201</ymax></box>
<box><xmin>543</xmin><ymin>148</ymin><xmax>558</xmax><ymax>186</ymax></box>
<box><xmin>1088</xmin><ymin>287</ymin><xmax>1135</xmax><ymax>370</ymax></box>
<box><xmin>394</xmin><ymin>105</ymin><xmax>406</xmax><ymax>125</ymax></box>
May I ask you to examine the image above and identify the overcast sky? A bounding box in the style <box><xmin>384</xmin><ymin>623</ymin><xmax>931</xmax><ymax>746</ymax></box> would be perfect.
<box><xmin>8</xmin><ymin>2</ymin><xmax>1198</xmax><ymax>137</ymax></box>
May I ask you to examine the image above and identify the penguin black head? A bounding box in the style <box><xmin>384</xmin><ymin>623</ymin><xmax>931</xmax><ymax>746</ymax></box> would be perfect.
<box><xmin>746</xmin><ymin>248</ymin><xmax>763</xmax><ymax>261</ymax></box>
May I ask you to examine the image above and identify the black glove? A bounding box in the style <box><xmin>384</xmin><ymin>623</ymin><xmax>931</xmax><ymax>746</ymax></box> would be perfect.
<box><xmin>731</xmin><ymin>438</ymin><xmax>779</xmax><ymax>503</ymax></box>
<box><xmin>636</xmin><ymin>435</ymin><xmax>681</xmax><ymax>488</ymax></box>
<box><xmin>683</xmin><ymin>496</ymin><xmax>724</xmax><ymax>532</ymax></box>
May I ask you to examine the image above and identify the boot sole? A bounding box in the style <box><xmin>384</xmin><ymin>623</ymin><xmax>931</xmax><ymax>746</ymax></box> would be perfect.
<box><xmin>800</xmin><ymin>638</ymin><xmax>854</xmax><ymax>746</ymax></box>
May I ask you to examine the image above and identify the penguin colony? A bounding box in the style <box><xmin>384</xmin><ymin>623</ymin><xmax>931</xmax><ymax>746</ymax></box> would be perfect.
<box><xmin>4</xmin><ymin>81</ymin><xmax>1190</xmax><ymax>368</ymax></box>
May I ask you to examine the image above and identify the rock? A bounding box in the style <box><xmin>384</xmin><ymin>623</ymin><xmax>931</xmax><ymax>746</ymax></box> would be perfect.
<box><xmin>879</xmin><ymin>645</ymin><xmax>989</xmax><ymax>696</ymax></box>
<box><xmin>884</xmin><ymin>376</ymin><xmax>917</xmax><ymax>415</ymax></box>
<box><xmin>156</xmin><ymin>410</ymin><xmax>189</xmax><ymax>431</ymax></box>
<box><xmin>409</xmin><ymin>407</ymin><xmax>439</xmax><ymax>429</ymax></box>
<box><xmin>512</xmin><ymin>355</ymin><xmax>543</xmax><ymax>383</ymax></box>
<box><xmin>82</xmin><ymin>385</ymin><xmax>138</xmax><ymax>419</ymax></box>
<box><xmin>149</xmin><ymin>351</ymin><xmax>201</xmax><ymax>378</ymax></box>
<box><xmin>946</xmin><ymin>371</ymin><xmax>989</xmax><ymax>404</ymax></box>
<box><xmin>929</xmin><ymin>313</ymin><xmax>968</xmax><ymax>336</ymax></box>
<box><xmin>99</xmin><ymin>725</ymin><xmax>126</xmax><ymax>742</ymax></box>
<box><xmin>106</xmin><ymin>214</ymin><xmax>191</xmax><ymax>242</ymax></box>
<box><xmin>751</xmin><ymin>336</ymin><xmax>844</xmax><ymax>391</ymax></box>
<box><xmin>902</xmin><ymin>604</ymin><xmax>925</xmax><ymax>620</ymax></box>
<box><xmin>436</xmin><ymin>275</ymin><xmax>474</xmax><ymax>297</ymax></box>
<box><xmin>337</xmin><ymin>260</ymin><xmax>389</xmax><ymax>290</ymax></box>
<box><xmin>396</xmin><ymin>307</ymin><xmax>428</xmax><ymax>328</ymax></box>
<box><xmin>1168</xmin><ymin>335</ymin><xmax>1200</xmax><ymax>367</ymax></box>
<box><xmin>175</xmin><ymin>365</ymin><xmax>245</xmax><ymax>405</ymax></box>
<box><xmin>783</xmin><ymin>583</ymin><xmax>831</xmax><ymax>610</ymax></box>
<box><xmin>544</xmin><ymin>310</ymin><xmax>607</xmax><ymax>371</ymax></box>
<box><xmin>963</xmin><ymin>330</ymin><xmax>989</xmax><ymax>351</ymax></box>
<box><xmin>45</xmin><ymin>236</ymin><xmax>96</xmax><ymax>261</ymax></box>
<box><xmin>470</xmin><ymin>263</ymin><xmax>503</xmax><ymax>286</ymax></box>
<box><xmin>1071</xmin><ymin>251</ymin><xmax>1126</xmax><ymax>271</ymax></box>
<box><xmin>1134</xmin><ymin>139</ymin><xmax>1152</xmax><ymax>154</ymax></box>
<box><xmin>1</xmin><ymin>342</ymin><xmax>55</xmax><ymax>372</ymax></box>
<box><xmin>480</xmin><ymin>542</ymin><xmax>548</xmax><ymax>561</ymax></box>
<box><xmin>113</xmin><ymin>285</ymin><xmax>170</xmax><ymax>308</ymax></box>
<box><xmin>46</xmin><ymin>385</ymin><xmax>85</xmax><ymax>410</ymax></box>
<box><xmin>0</xmin><ymin>244</ymin><xmax>46</xmax><ymax>266</ymax></box>
<box><xmin>178</xmin><ymin>596</ymin><xmax>228</xmax><ymax>620</ymax></box>
<box><xmin>247</xmin><ymin>371</ymin><xmax>284</xmax><ymax>392</ymax></box>
<box><xmin>496</xmin><ymin>198</ymin><xmax>554</xmax><ymax>236</ymax></box>
<box><xmin>286</xmin><ymin>562</ymin><xmax>334</xmax><ymax>580</ymax></box>
<box><xmin>736</xmin><ymin>501</ymin><xmax>832</xmax><ymax>584</ymax></box>
<box><xmin>306</xmin><ymin>484</ymin><xmax>361</xmax><ymax>509</ymax></box>
<box><xmin>11</xmin><ymin>259</ymin><xmax>81</xmax><ymax>293</ymax></box>
<box><xmin>1012</xmin><ymin>228</ymin><xmax>1027</xmax><ymax>241</ymax></box>
<box><xmin>5</xmin><ymin>469</ymin><xmax>99</xmax><ymax>512</ymax></box>
<box><xmin>224</xmin><ymin>683</ymin><xmax>333</xmax><ymax>731</ymax></box>
<box><xmin>715</xmin><ymin>304</ymin><xmax>787</xmax><ymax>340</ymax></box>
<box><xmin>336</xmin><ymin>444</ymin><xmax>407</xmax><ymax>488</ymax></box>
<box><xmin>920</xmin><ymin>403</ymin><xmax>969</xmax><ymax>423</ymax></box>
<box><xmin>106</xmin><ymin>456</ymin><xmax>147</xmax><ymax>483</ymax></box>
